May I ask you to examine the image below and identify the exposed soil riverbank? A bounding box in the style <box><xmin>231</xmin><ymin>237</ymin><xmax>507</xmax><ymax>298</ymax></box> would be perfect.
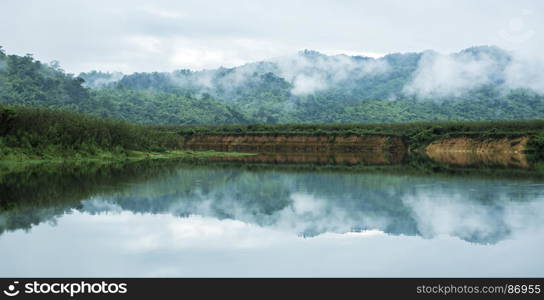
<box><xmin>183</xmin><ymin>134</ymin><xmax>407</xmax><ymax>152</ymax></box>
<box><xmin>183</xmin><ymin>134</ymin><xmax>536</xmax><ymax>168</ymax></box>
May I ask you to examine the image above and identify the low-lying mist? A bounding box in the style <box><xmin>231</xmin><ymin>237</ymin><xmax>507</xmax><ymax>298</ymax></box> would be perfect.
<box><xmin>80</xmin><ymin>46</ymin><xmax>544</xmax><ymax>101</ymax></box>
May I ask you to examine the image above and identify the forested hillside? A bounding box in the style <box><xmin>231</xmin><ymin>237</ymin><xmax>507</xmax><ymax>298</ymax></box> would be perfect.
<box><xmin>0</xmin><ymin>47</ymin><xmax>247</xmax><ymax>125</ymax></box>
<box><xmin>1</xmin><ymin>45</ymin><xmax>544</xmax><ymax>125</ymax></box>
<box><xmin>0</xmin><ymin>105</ymin><xmax>182</xmax><ymax>160</ymax></box>
<box><xmin>78</xmin><ymin>46</ymin><xmax>544</xmax><ymax>123</ymax></box>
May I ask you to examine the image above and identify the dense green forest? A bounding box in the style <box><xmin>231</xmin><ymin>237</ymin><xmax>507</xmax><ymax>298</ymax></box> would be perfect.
<box><xmin>0</xmin><ymin>46</ymin><xmax>247</xmax><ymax>125</ymax></box>
<box><xmin>171</xmin><ymin>120</ymin><xmax>544</xmax><ymax>136</ymax></box>
<box><xmin>1</xmin><ymin>45</ymin><xmax>544</xmax><ymax>162</ymax></box>
<box><xmin>1</xmin><ymin>45</ymin><xmax>544</xmax><ymax>125</ymax></box>
<box><xmin>0</xmin><ymin>105</ymin><xmax>182</xmax><ymax>160</ymax></box>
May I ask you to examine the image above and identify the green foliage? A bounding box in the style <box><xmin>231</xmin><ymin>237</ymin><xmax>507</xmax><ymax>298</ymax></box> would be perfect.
<box><xmin>90</xmin><ymin>66</ymin><xmax>544</xmax><ymax>125</ymax></box>
<box><xmin>88</xmin><ymin>89</ymin><xmax>249</xmax><ymax>125</ymax></box>
<box><xmin>170</xmin><ymin>120</ymin><xmax>544</xmax><ymax>137</ymax></box>
<box><xmin>77</xmin><ymin>47</ymin><xmax>544</xmax><ymax>125</ymax></box>
<box><xmin>0</xmin><ymin>49</ymin><xmax>248</xmax><ymax>125</ymax></box>
<box><xmin>0</xmin><ymin>105</ymin><xmax>182</xmax><ymax>159</ymax></box>
<box><xmin>1</xmin><ymin>46</ymin><xmax>544</xmax><ymax>127</ymax></box>
<box><xmin>0</xmin><ymin>52</ymin><xmax>91</xmax><ymax>109</ymax></box>
<box><xmin>529</xmin><ymin>132</ymin><xmax>544</xmax><ymax>160</ymax></box>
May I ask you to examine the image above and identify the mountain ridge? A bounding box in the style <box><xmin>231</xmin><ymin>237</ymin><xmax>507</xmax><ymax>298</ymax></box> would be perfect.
<box><xmin>1</xmin><ymin>45</ymin><xmax>543</xmax><ymax>125</ymax></box>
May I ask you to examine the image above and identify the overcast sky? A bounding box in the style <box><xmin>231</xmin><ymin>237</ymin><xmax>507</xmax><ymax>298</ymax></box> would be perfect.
<box><xmin>1</xmin><ymin>0</ymin><xmax>542</xmax><ymax>74</ymax></box>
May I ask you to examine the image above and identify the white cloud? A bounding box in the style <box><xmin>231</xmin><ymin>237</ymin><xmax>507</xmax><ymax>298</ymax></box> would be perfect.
<box><xmin>0</xmin><ymin>0</ymin><xmax>542</xmax><ymax>74</ymax></box>
<box><xmin>324</xmin><ymin>50</ymin><xmax>386</xmax><ymax>59</ymax></box>
<box><xmin>170</xmin><ymin>48</ymin><xmax>228</xmax><ymax>70</ymax></box>
<box><xmin>291</xmin><ymin>74</ymin><xmax>328</xmax><ymax>95</ymax></box>
<box><xmin>403</xmin><ymin>50</ymin><xmax>502</xmax><ymax>98</ymax></box>
<box><xmin>504</xmin><ymin>54</ymin><xmax>544</xmax><ymax>94</ymax></box>
<box><xmin>269</xmin><ymin>52</ymin><xmax>390</xmax><ymax>95</ymax></box>
<box><xmin>140</xmin><ymin>7</ymin><xmax>187</xmax><ymax>19</ymax></box>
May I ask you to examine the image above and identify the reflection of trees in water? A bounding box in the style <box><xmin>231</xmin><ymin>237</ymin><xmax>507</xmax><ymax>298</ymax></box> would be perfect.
<box><xmin>0</xmin><ymin>160</ymin><xmax>187</xmax><ymax>235</ymax></box>
<box><xmin>1</xmin><ymin>161</ymin><xmax>543</xmax><ymax>244</ymax></box>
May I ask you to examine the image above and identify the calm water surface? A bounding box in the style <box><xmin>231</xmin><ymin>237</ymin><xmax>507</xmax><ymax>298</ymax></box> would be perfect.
<box><xmin>0</xmin><ymin>160</ymin><xmax>543</xmax><ymax>277</ymax></box>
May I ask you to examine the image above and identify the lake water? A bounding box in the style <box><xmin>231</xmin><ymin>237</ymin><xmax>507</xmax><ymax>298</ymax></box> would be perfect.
<box><xmin>0</xmin><ymin>159</ymin><xmax>543</xmax><ymax>277</ymax></box>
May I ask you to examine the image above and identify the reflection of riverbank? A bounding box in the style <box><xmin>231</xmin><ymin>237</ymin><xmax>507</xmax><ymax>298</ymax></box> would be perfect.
<box><xmin>208</xmin><ymin>151</ymin><xmax>406</xmax><ymax>165</ymax></box>
<box><xmin>184</xmin><ymin>135</ymin><xmax>407</xmax><ymax>153</ymax></box>
<box><xmin>425</xmin><ymin>149</ymin><xmax>529</xmax><ymax>168</ymax></box>
<box><xmin>425</xmin><ymin>136</ymin><xmax>529</xmax><ymax>168</ymax></box>
<box><xmin>1</xmin><ymin>156</ymin><xmax>544</xmax><ymax>242</ymax></box>
<box><xmin>3</xmin><ymin>161</ymin><xmax>544</xmax><ymax>246</ymax></box>
<box><xmin>184</xmin><ymin>134</ymin><xmax>539</xmax><ymax>169</ymax></box>
<box><xmin>207</xmin><ymin>148</ymin><xmax>532</xmax><ymax>170</ymax></box>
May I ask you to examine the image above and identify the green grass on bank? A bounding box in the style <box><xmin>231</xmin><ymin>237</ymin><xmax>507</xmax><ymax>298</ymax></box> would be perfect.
<box><xmin>0</xmin><ymin>104</ymin><xmax>255</xmax><ymax>163</ymax></box>
<box><xmin>0</xmin><ymin>104</ymin><xmax>182</xmax><ymax>158</ymax></box>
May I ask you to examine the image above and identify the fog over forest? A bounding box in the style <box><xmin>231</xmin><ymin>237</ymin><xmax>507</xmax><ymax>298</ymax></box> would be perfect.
<box><xmin>1</xmin><ymin>0</ymin><xmax>543</xmax><ymax>124</ymax></box>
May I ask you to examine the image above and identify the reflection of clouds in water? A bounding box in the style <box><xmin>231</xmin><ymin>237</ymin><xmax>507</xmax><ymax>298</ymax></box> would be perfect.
<box><xmin>291</xmin><ymin>193</ymin><xmax>324</xmax><ymax>214</ymax></box>
<box><xmin>276</xmin><ymin>192</ymin><xmax>348</xmax><ymax>235</ymax></box>
<box><xmin>503</xmin><ymin>200</ymin><xmax>544</xmax><ymax>233</ymax></box>
<box><xmin>67</xmin><ymin>211</ymin><xmax>298</xmax><ymax>252</ymax></box>
<box><xmin>2</xmin><ymin>195</ymin><xmax>544</xmax><ymax>276</ymax></box>
<box><xmin>82</xmin><ymin>191</ymin><xmax>392</xmax><ymax>238</ymax></box>
<box><xmin>2</xmin><ymin>165</ymin><xmax>544</xmax><ymax>276</ymax></box>
<box><xmin>66</xmin><ymin>170</ymin><xmax>544</xmax><ymax>245</ymax></box>
<box><xmin>82</xmin><ymin>188</ymin><xmax>544</xmax><ymax>244</ymax></box>
<box><xmin>61</xmin><ymin>211</ymin><xmax>390</xmax><ymax>253</ymax></box>
<box><xmin>273</xmin><ymin>193</ymin><xmax>391</xmax><ymax>237</ymax></box>
<box><xmin>2</xmin><ymin>208</ymin><xmax>543</xmax><ymax>277</ymax></box>
<box><xmin>83</xmin><ymin>197</ymin><xmax>124</xmax><ymax>213</ymax></box>
<box><xmin>403</xmin><ymin>192</ymin><xmax>544</xmax><ymax>244</ymax></box>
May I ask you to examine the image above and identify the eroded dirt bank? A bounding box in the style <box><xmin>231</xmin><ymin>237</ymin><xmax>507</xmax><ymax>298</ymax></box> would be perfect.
<box><xmin>184</xmin><ymin>135</ymin><xmax>407</xmax><ymax>153</ymax></box>
<box><xmin>183</xmin><ymin>134</ymin><xmax>532</xmax><ymax>168</ymax></box>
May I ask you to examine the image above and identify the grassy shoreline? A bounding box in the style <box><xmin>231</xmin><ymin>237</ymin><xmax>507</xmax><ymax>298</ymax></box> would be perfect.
<box><xmin>1</xmin><ymin>105</ymin><xmax>542</xmax><ymax>165</ymax></box>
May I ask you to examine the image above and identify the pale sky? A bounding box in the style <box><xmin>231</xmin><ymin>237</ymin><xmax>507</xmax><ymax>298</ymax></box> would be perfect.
<box><xmin>1</xmin><ymin>0</ymin><xmax>542</xmax><ymax>74</ymax></box>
